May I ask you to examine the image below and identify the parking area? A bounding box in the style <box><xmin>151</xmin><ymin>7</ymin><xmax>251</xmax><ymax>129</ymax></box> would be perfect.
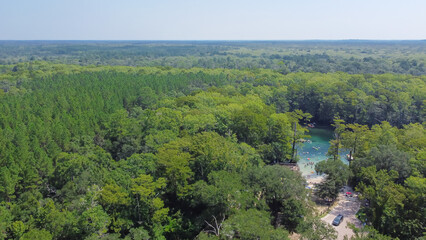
<box><xmin>321</xmin><ymin>186</ymin><xmax>363</xmax><ymax>240</ymax></box>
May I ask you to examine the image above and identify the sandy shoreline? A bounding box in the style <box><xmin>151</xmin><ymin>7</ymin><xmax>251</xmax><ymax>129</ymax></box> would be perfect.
<box><xmin>305</xmin><ymin>175</ymin><xmax>325</xmax><ymax>188</ymax></box>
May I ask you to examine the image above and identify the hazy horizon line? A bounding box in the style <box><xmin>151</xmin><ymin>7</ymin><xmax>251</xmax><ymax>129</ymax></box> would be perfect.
<box><xmin>1</xmin><ymin>39</ymin><xmax>425</xmax><ymax>42</ymax></box>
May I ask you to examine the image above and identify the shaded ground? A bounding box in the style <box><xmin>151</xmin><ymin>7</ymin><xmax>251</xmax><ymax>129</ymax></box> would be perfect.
<box><xmin>321</xmin><ymin>186</ymin><xmax>362</xmax><ymax>240</ymax></box>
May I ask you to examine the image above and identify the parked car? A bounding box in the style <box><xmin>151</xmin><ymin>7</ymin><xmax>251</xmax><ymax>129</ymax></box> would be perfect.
<box><xmin>332</xmin><ymin>214</ymin><xmax>344</xmax><ymax>226</ymax></box>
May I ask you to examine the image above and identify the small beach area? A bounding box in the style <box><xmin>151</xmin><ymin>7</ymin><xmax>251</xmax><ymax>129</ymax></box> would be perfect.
<box><xmin>305</xmin><ymin>175</ymin><xmax>324</xmax><ymax>189</ymax></box>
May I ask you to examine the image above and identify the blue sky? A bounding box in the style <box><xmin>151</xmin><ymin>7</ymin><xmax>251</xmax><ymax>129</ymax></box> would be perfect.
<box><xmin>0</xmin><ymin>0</ymin><xmax>425</xmax><ymax>40</ymax></box>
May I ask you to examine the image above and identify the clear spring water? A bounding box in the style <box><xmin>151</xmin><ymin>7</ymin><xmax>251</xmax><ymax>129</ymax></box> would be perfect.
<box><xmin>297</xmin><ymin>126</ymin><xmax>349</xmax><ymax>177</ymax></box>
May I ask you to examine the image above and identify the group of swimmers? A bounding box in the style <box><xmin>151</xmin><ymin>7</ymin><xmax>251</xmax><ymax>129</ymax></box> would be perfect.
<box><xmin>304</xmin><ymin>162</ymin><xmax>315</xmax><ymax>167</ymax></box>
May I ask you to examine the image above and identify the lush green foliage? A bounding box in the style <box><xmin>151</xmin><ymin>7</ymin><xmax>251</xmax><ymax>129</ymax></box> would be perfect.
<box><xmin>2</xmin><ymin>62</ymin><xmax>424</xmax><ymax>127</ymax></box>
<box><xmin>0</xmin><ymin>59</ymin><xmax>424</xmax><ymax>239</ymax></box>
<box><xmin>319</xmin><ymin>120</ymin><xmax>426</xmax><ymax>239</ymax></box>
<box><xmin>0</xmin><ymin>63</ymin><xmax>328</xmax><ymax>239</ymax></box>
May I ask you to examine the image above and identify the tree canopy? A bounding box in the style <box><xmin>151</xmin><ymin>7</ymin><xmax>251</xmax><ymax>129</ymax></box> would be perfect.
<box><xmin>0</xmin><ymin>55</ymin><xmax>424</xmax><ymax>239</ymax></box>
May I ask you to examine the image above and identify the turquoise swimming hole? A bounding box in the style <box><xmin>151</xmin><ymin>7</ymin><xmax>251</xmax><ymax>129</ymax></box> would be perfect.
<box><xmin>297</xmin><ymin>126</ymin><xmax>349</xmax><ymax>178</ymax></box>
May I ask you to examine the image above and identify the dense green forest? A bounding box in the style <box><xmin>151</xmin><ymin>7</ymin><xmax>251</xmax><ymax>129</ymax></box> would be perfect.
<box><xmin>1</xmin><ymin>41</ymin><xmax>425</xmax><ymax>75</ymax></box>
<box><xmin>0</xmin><ymin>42</ymin><xmax>425</xmax><ymax>240</ymax></box>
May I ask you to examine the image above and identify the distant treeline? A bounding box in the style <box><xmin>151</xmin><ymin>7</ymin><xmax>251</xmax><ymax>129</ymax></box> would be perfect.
<box><xmin>0</xmin><ymin>40</ymin><xmax>425</xmax><ymax>75</ymax></box>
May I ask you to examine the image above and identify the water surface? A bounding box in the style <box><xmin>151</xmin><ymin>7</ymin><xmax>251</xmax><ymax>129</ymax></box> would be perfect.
<box><xmin>297</xmin><ymin>126</ymin><xmax>348</xmax><ymax>177</ymax></box>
